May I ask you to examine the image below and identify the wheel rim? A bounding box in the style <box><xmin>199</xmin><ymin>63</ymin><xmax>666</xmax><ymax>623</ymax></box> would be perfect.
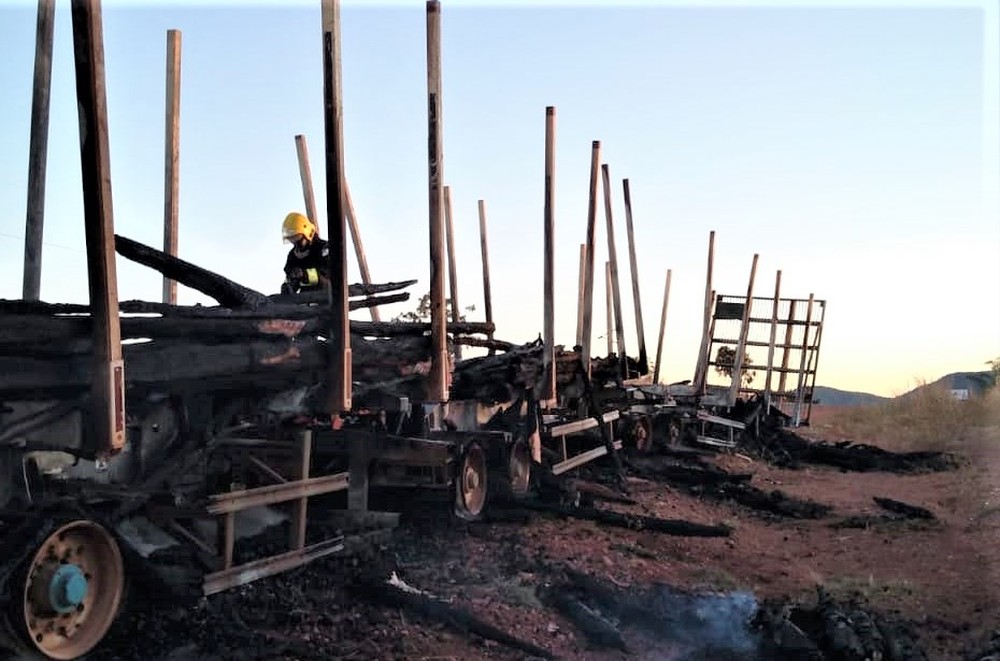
<box><xmin>635</xmin><ymin>416</ymin><xmax>653</xmax><ymax>452</ymax></box>
<box><xmin>508</xmin><ymin>439</ymin><xmax>531</xmax><ymax>496</ymax></box>
<box><xmin>22</xmin><ymin>520</ymin><xmax>124</xmax><ymax>660</ymax></box>
<box><xmin>455</xmin><ymin>444</ymin><xmax>487</xmax><ymax>519</ymax></box>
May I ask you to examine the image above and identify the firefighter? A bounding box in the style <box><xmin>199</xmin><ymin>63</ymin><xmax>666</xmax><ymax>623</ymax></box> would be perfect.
<box><xmin>280</xmin><ymin>212</ymin><xmax>330</xmax><ymax>294</ymax></box>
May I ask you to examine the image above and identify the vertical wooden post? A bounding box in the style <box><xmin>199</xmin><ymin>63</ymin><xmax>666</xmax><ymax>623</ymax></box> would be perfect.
<box><xmin>605</xmin><ymin>261</ymin><xmax>613</xmax><ymax>356</ymax></box>
<box><xmin>777</xmin><ymin>300</ymin><xmax>797</xmax><ymax>396</ymax></box>
<box><xmin>804</xmin><ymin>301</ymin><xmax>826</xmax><ymax>424</ymax></box>
<box><xmin>426</xmin><ymin>0</ymin><xmax>447</xmax><ymax>402</ymax></box>
<box><xmin>162</xmin><ymin>29</ymin><xmax>181</xmax><ymax>305</ymax></box>
<box><xmin>575</xmin><ymin>243</ymin><xmax>586</xmax><ymax>347</ymax></box>
<box><xmin>693</xmin><ymin>230</ymin><xmax>715</xmax><ymax>393</ymax></box>
<box><xmin>344</xmin><ymin>180</ymin><xmax>379</xmax><ymax>321</ymax></box>
<box><xmin>443</xmin><ymin>185</ymin><xmax>461</xmax><ymax>360</ymax></box>
<box><xmin>728</xmin><ymin>253</ymin><xmax>759</xmax><ymax>405</ymax></box>
<box><xmin>71</xmin><ymin>0</ymin><xmax>125</xmax><ymax>456</ymax></box>
<box><xmin>652</xmin><ymin>268</ymin><xmax>672</xmax><ymax>385</ymax></box>
<box><xmin>22</xmin><ymin>0</ymin><xmax>56</xmax><ymax>301</ymax></box>
<box><xmin>477</xmin><ymin>199</ymin><xmax>494</xmax><ymax>354</ymax></box>
<box><xmin>289</xmin><ymin>428</ymin><xmax>312</xmax><ymax>550</ymax></box>
<box><xmin>579</xmin><ymin>141</ymin><xmax>601</xmax><ymax>375</ymax></box>
<box><xmin>622</xmin><ymin>178</ymin><xmax>647</xmax><ymax>374</ymax></box>
<box><xmin>600</xmin><ymin>164</ymin><xmax>627</xmax><ymax>374</ymax></box>
<box><xmin>294</xmin><ymin>134</ymin><xmax>320</xmax><ymax>234</ymax></box>
<box><xmin>703</xmin><ymin>289</ymin><xmax>718</xmax><ymax>391</ymax></box>
<box><xmin>542</xmin><ymin>106</ymin><xmax>556</xmax><ymax>402</ymax></box>
<box><xmin>320</xmin><ymin>0</ymin><xmax>351</xmax><ymax>414</ymax></box>
<box><xmin>792</xmin><ymin>294</ymin><xmax>815</xmax><ymax>426</ymax></box>
<box><xmin>763</xmin><ymin>270</ymin><xmax>782</xmax><ymax>411</ymax></box>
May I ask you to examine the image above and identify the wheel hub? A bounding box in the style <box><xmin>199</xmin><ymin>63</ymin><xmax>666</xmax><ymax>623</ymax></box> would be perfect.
<box><xmin>47</xmin><ymin>565</ymin><xmax>88</xmax><ymax>614</ymax></box>
<box><xmin>21</xmin><ymin>520</ymin><xmax>124</xmax><ymax>660</ymax></box>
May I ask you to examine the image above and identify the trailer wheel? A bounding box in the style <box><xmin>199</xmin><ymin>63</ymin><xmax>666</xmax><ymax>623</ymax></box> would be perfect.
<box><xmin>17</xmin><ymin>520</ymin><xmax>124</xmax><ymax>660</ymax></box>
<box><xmin>454</xmin><ymin>443</ymin><xmax>487</xmax><ymax>521</ymax></box>
<box><xmin>507</xmin><ymin>439</ymin><xmax>531</xmax><ymax>497</ymax></box>
<box><xmin>634</xmin><ymin>415</ymin><xmax>654</xmax><ymax>453</ymax></box>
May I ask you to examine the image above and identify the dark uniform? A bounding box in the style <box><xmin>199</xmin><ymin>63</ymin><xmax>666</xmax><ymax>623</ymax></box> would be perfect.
<box><xmin>282</xmin><ymin>237</ymin><xmax>330</xmax><ymax>294</ymax></box>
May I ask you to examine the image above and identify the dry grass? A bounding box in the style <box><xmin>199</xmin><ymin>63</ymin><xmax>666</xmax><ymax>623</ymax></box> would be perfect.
<box><xmin>821</xmin><ymin>383</ymin><xmax>1000</xmax><ymax>451</ymax></box>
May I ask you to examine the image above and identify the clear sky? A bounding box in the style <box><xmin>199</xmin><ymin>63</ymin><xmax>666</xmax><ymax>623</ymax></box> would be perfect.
<box><xmin>0</xmin><ymin>0</ymin><xmax>997</xmax><ymax>397</ymax></box>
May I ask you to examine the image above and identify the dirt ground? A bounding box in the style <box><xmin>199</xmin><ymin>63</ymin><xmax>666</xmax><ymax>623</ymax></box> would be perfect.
<box><xmin>84</xmin><ymin>403</ymin><xmax>1000</xmax><ymax>661</ymax></box>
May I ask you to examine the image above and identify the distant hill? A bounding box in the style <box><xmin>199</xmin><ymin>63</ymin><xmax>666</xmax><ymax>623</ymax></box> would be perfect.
<box><xmin>812</xmin><ymin>386</ymin><xmax>889</xmax><ymax>407</ymax></box>
<box><xmin>813</xmin><ymin>371</ymin><xmax>995</xmax><ymax>407</ymax></box>
<box><xmin>900</xmin><ymin>371</ymin><xmax>995</xmax><ymax>399</ymax></box>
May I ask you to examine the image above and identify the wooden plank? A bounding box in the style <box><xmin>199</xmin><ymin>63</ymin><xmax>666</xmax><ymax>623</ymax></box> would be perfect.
<box><xmin>477</xmin><ymin>199</ymin><xmax>494</xmax><ymax>353</ymax></box>
<box><xmin>548</xmin><ymin>410</ymin><xmax>620</xmax><ymax>437</ymax></box>
<box><xmin>792</xmin><ymin>294</ymin><xmax>815</xmax><ymax>426</ymax></box>
<box><xmin>604</xmin><ymin>261</ymin><xmax>613</xmax><ymax>355</ymax></box>
<box><xmin>344</xmin><ymin>179</ymin><xmax>380</xmax><ymax>322</ymax></box>
<box><xmin>162</xmin><ymin>29</ymin><xmax>181</xmax><ymax>305</ymax></box>
<box><xmin>763</xmin><ymin>270</ymin><xmax>781</xmax><ymax>409</ymax></box>
<box><xmin>443</xmin><ymin>185</ymin><xmax>461</xmax><ymax>360</ymax></box>
<box><xmin>652</xmin><ymin>268</ymin><xmax>671</xmax><ymax>385</ymax></box>
<box><xmin>71</xmin><ymin>0</ymin><xmax>125</xmax><ymax>456</ymax></box>
<box><xmin>622</xmin><ymin>178</ymin><xmax>647</xmax><ymax>374</ymax></box>
<box><xmin>600</xmin><ymin>164</ymin><xmax>627</xmax><ymax>373</ymax></box>
<box><xmin>542</xmin><ymin>106</ymin><xmax>556</xmax><ymax>402</ymax></box>
<box><xmin>22</xmin><ymin>0</ymin><xmax>55</xmax><ymax>302</ymax></box>
<box><xmin>777</xmin><ymin>299</ymin><xmax>797</xmax><ymax>394</ymax></box>
<box><xmin>294</xmin><ymin>134</ymin><xmax>320</xmax><ymax>234</ymax></box>
<box><xmin>580</xmin><ymin>141</ymin><xmax>601</xmax><ymax>375</ymax></box>
<box><xmin>696</xmin><ymin>410</ymin><xmax>746</xmax><ymax>430</ymax></box>
<box><xmin>727</xmin><ymin>253</ymin><xmax>758</xmax><ymax>405</ymax></box>
<box><xmin>425</xmin><ymin>0</ymin><xmax>447</xmax><ymax>402</ymax></box>
<box><xmin>692</xmin><ymin>230</ymin><xmax>715</xmax><ymax>394</ymax></box>
<box><xmin>320</xmin><ymin>0</ymin><xmax>351</xmax><ymax>413</ymax></box>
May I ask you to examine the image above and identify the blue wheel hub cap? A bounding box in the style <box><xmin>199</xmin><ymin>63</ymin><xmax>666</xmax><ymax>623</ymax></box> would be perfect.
<box><xmin>48</xmin><ymin>564</ymin><xmax>88</xmax><ymax>613</ymax></box>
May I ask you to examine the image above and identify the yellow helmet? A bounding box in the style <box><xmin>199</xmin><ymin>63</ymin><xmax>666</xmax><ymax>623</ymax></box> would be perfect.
<box><xmin>282</xmin><ymin>212</ymin><xmax>317</xmax><ymax>243</ymax></box>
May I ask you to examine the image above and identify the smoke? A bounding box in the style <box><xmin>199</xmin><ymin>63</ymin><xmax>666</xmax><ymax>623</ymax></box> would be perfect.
<box><xmin>645</xmin><ymin>585</ymin><xmax>763</xmax><ymax>660</ymax></box>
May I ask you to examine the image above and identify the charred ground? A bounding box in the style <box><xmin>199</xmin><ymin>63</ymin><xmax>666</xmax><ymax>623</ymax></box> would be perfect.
<box><xmin>12</xmin><ymin>401</ymin><xmax>997</xmax><ymax>661</ymax></box>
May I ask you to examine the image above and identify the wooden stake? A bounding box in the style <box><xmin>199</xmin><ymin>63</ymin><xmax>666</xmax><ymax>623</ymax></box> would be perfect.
<box><xmin>777</xmin><ymin>300</ymin><xmax>797</xmax><ymax>396</ymax></box>
<box><xmin>693</xmin><ymin>230</ymin><xmax>715</xmax><ymax>393</ymax></box>
<box><xmin>162</xmin><ymin>29</ymin><xmax>181</xmax><ymax>305</ymax></box>
<box><xmin>579</xmin><ymin>141</ymin><xmax>600</xmax><ymax>375</ymax></box>
<box><xmin>344</xmin><ymin>180</ymin><xmax>379</xmax><ymax>322</ymax></box>
<box><xmin>763</xmin><ymin>270</ymin><xmax>782</xmax><ymax>410</ymax></box>
<box><xmin>22</xmin><ymin>0</ymin><xmax>55</xmax><ymax>301</ymax></box>
<box><xmin>443</xmin><ymin>185</ymin><xmax>461</xmax><ymax>360</ymax></box>
<box><xmin>289</xmin><ymin>428</ymin><xmax>312</xmax><ymax>550</ymax></box>
<box><xmin>727</xmin><ymin>253</ymin><xmax>758</xmax><ymax>405</ymax></box>
<box><xmin>321</xmin><ymin>0</ymin><xmax>351</xmax><ymax>413</ymax></box>
<box><xmin>477</xmin><ymin>199</ymin><xmax>494</xmax><ymax>354</ymax></box>
<box><xmin>294</xmin><ymin>134</ymin><xmax>320</xmax><ymax>233</ymax></box>
<box><xmin>792</xmin><ymin>294</ymin><xmax>815</xmax><ymax>426</ymax></box>
<box><xmin>622</xmin><ymin>178</ymin><xmax>647</xmax><ymax>374</ymax></box>
<box><xmin>542</xmin><ymin>106</ymin><xmax>556</xmax><ymax>401</ymax></box>
<box><xmin>605</xmin><ymin>261</ymin><xmax>613</xmax><ymax>356</ymax></box>
<box><xmin>71</xmin><ymin>0</ymin><xmax>125</xmax><ymax>456</ymax></box>
<box><xmin>575</xmin><ymin>243</ymin><xmax>586</xmax><ymax>347</ymax></box>
<box><xmin>600</xmin><ymin>164</ymin><xmax>627</xmax><ymax>375</ymax></box>
<box><xmin>426</xmin><ymin>0</ymin><xmax>447</xmax><ymax>402</ymax></box>
<box><xmin>804</xmin><ymin>301</ymin><xmax>826</xmax><ymax>424</ymax></box>
<box><xmin>652</xmin><ymin>268</ymin><xmax>672</xmax><ymax>385</ymax></box>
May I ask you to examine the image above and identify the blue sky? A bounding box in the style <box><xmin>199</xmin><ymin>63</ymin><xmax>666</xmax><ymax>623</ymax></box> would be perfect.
<box><xmin>0</xmin><ymin>0</ymin><xmax>997</xmax><ymax>396</ymax></box>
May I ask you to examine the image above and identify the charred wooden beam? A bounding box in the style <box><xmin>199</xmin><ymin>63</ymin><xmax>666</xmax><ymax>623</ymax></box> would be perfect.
<box><xmin>115</xmin><ymin>234</ymin><xmax>268</xmax><ymax>309</ymax></box>
<box><xmin>513</xmin><ymin>500</ymin><xmax>731</xmax><ymax>537</ymax></box>
<box><xmin>352</xmin><ymin>575</ymin><xmax>555</xmax><ymax>659</ymax></box>
<box><xmin>0</xmin><ymin>310</ymin><xmax>495</xmax><ymax>350</ymax></box>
